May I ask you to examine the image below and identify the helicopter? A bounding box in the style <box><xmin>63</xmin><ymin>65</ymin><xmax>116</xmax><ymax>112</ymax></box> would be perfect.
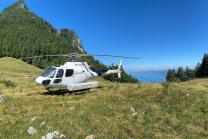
<box><xmin>21</xmin><ymin>53</ymin><xmax>140</xmax><ymax>92</ymax></box>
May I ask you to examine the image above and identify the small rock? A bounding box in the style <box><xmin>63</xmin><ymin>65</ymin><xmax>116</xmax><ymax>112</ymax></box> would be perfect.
<box><xmin>27</xmin><ymin>126</ymin><xmax>36</xmax><ymax>135</ymax></box>
<box><xmin>40</xmin><ymin>121</ymin><xmax>46</xmax><ymax>126</ymax></box>
<box><xmin>69</xmin><ymin>107</ymin><xmax>75</xmax><ymax>111</ymax></box>
<box><xmin>53</xmin><ymin>131</ymin><xmax>60</xmax><ymax>137</ymax></box>
<box><xmin>0</xmin><ymin>95</ymin><xmax>6</xmax><ymax>103</ymax></box>
<box><xmin>60</xmin><ymin>134</ymin><xmax>66</xmax><ymax>138</ymax></box>
<box><xmin>85</xmin><ymin>134</ymin><xmax>95</xmax><ymax>139</ymax></box>
<box><xmin>130</xmin><ymin>107</ymin><xmax>136</xmax><ymax>113</ymax></box>
<box><xmin>42</xmin><ymin>132</ymin><xmax>55</xmax><ymax>139</ymax></box>
<box><xmin>130</xmin><ymin>107</ymin><xmax>137</xmax><ymax>116</ymax></box>
<box><xmin>42</xmin><ymin>131</ymin><xmax>65</xmax><ymax>139</ymax></box>
<box><xmin>31</xmin><ymin>116</ymin><xmax>37</xmax><ymax>121</ymax></box>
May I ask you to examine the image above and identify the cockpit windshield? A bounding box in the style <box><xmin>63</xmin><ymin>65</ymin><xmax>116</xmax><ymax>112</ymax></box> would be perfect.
<box><xmin>41</xmin><ymin>67</ymin><xmax>57</xmax><ymax>78</ymax></box>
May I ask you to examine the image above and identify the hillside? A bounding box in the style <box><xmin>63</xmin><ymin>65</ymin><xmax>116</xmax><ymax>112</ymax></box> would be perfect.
<box><xmin>0</xmin><ymin>57</ymin><xmax>207</xmax><ymax>138</ymax></box>
<box><xmin>0</xmin><ymin>1</ymin><xmax>83</xmax><ymax>68</ymax></box>
<box><xmin>0</xmin><ymin>1</ymin><xmax>137</xmax><ymax>83</ymax></box>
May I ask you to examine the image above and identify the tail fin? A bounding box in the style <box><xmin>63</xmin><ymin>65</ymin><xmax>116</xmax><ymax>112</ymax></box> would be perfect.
<box><xmin>102</xmin><ymin>60</ymin><xmax>123</xmax><ymax>78</ymax></box>
<box><xmin>118</xmin><ymin>60</ymin><xmax>122</xmax><ymax>78</ymax></box>
<box><xmin>118</xmin><ymin>60</ymin><xmax>122</xmax><ymax>70</ymax></box>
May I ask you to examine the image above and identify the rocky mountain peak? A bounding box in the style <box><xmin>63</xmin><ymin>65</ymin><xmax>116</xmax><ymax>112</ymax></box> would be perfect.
<box><xmin>18</xmin><ymin>1</ymin><xmax>25</xmax><ymax>9</ymax></box>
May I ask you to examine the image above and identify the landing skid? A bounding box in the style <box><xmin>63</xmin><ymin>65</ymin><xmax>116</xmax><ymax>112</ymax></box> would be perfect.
<box><xmin>44</xmin><ymin>87</ymin><xmax>67</xmax><ymax>93</ymax></box>
<box><xmin>45</xmin><ymin>87</ymin><xmax>52</xmax><ymax>92</ymax></box>
<box><xmin>67</xmin><ymin>81</ymin><xmax>99</xmax><ymax>92</ymax></box>
<box><xmin>44</xmin><ymin>81</ymin><xmax>99</xmax><ymax>93</ymax></box>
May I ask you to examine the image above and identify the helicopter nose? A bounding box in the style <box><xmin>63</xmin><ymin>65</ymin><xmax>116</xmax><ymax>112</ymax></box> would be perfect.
<box><xmin>35</xmin><ymin>76</ymin><xmax>44</xmax><ymax>84</ymax></box>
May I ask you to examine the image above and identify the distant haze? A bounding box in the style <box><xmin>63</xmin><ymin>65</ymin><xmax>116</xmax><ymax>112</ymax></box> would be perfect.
<box><xmin>130</xmin><ymin>70</ymin><xmax>168</xmax><ymax>83</ymax></box>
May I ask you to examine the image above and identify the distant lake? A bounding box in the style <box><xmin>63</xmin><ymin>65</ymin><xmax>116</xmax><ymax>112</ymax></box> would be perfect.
<box><xmin>130</xmin><ymin>70</ymin><xmax>168</xmax><ymax>83</ymax></box>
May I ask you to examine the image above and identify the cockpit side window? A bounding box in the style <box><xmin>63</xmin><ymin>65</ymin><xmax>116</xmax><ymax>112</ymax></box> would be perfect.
<box><xmin>41</xmin><ymin>67</ymin><xmax>56</xmax><ymax>78</ymax></box>
<box><xmin>56</xmin><ymin>69</ymin><xmax>64</xmax><ymax>78</ymax></box>
<box><xmin>65</xmin><ymin>69</ymin><xmax>74</xmax><ymax>77</ymax></box>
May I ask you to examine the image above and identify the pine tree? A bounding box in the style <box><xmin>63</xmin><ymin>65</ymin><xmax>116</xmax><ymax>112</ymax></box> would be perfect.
<box><xmin>195</xmin><ymin>54</ymin><xmax>208</xmax><ymax>77</ymax></box>
<box><xmin>176</xmin><ymin>67</ymin><xmax>185</xmax><ymax>81</ymax></box>
<box><xmin>166</xmin><ymin>69</ymin><xmax>176</xmax><ymax>82</ymax></box>
<box><xmin>195</xmin><ymin>62</ymin><xmax>201</xmax><ymax>77</ymax></box>
<box><xmin>203</xmin><ymin>54</ymin><xmax>208</xmax><ymax>77</ymax></box>
<box><xmin>185</xmin><ymin>67</ymin><xmax>195</xmax><ymax>80</ymax></box>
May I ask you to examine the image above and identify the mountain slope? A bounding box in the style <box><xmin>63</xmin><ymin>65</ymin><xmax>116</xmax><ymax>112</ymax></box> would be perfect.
<box><xmin>0</xmin><ymin>1</ymin><xmax>138</xmax><ymax>83</ymax></box>
<box><xmin>0</xmin><ymin>57</ymin><xmax>42</xmax><ymax>75</ymax></box>
<box><xmin>0</xmin><ymin>57</ymin><xmax>207</xmax><ymax>138</ymax></box>
<box><xmin>0</xmin><ymin>1</ymin><xmax>83</xmax><ymax>68</ymax></box>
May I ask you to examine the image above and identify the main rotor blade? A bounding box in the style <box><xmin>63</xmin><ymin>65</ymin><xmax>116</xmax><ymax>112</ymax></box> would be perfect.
<box><xmin>80</xmin><ymin>54</ymin><xmax>141</xmax><ymax>59</ymax></box>
<box><xmin>20</xmin><ymin>54</ymin><xmax>68</xmax><ymax>60</ymax></box>
<box><xmin>20</xmin><ymin>53</ymin><xmax>141</xmax><ymax>60</ymax></box>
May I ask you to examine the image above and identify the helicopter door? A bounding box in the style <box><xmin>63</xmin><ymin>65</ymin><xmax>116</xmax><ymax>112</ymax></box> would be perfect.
<box><xmin>53</xmin><ymin>69</ymin><xmax>64</xmax><ymax>84</ymax></box>
<box><xmin>62</xmin><ymin>69</ymin><xmax>74</xmax><ymax>85</ymax></box>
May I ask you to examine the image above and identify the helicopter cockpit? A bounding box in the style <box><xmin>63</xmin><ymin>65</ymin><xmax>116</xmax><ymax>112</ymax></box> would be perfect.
<box><xmin>41</xmin><ymin>67</ymin><xmax>57</xmax><ymax>78</ymax></box>
<box><xmin>36</xmin><ymin>66</ymin><xmax>75</xmax><ymax>86</ymax></box>
<box><xmin>40</xmin><ymin>67</ymin><xmax>74</xmax><ymax>79</ymax></box>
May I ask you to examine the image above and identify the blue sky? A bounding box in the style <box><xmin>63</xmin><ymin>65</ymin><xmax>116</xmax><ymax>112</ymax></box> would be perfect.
<box><xmin>1</xmin><ymin>0</ymin><xmax>208</xmax><ymax>71</ymax></box>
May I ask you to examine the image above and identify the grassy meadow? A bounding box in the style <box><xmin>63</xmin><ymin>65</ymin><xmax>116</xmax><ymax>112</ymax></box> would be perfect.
<box><xmin>0</xmin><ymin>57</ymin><xmax>207</xmax><ymax>139</ymax></box>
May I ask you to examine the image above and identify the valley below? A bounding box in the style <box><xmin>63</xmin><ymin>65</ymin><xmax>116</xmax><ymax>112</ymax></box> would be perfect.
<box><xmin>130</xmin><ymin>70</ymin><xmax>168</xmax><ymax>83</ymax></box>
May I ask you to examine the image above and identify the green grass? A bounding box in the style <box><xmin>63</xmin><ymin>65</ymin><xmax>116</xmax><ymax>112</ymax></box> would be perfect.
<box><xmin>0</xmin><ymin>57</ymin><xmax>207</xmax><ymax>138</ymax></box>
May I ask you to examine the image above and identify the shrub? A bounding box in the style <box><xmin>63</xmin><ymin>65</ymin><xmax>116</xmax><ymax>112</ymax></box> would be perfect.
<box><xmin>0</xmin><ymin>79</ymin><xmax>15</xmax><ymax>87</ymax></box>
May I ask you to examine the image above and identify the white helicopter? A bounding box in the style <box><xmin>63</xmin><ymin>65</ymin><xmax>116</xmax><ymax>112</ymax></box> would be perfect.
<box><xmin>22</xmin><ymin>53</ymin><xmax>140</xmax><ymax>92</ymax></box>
